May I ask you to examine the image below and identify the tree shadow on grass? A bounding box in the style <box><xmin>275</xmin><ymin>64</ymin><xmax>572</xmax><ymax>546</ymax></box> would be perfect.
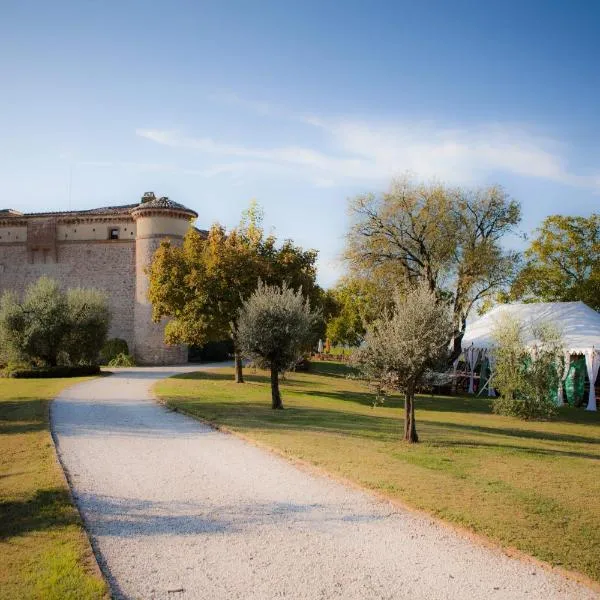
<box><xmin>425</xmin><ymin>420</ymin><xmax>600</xmax><ymax>447</ymax></box>
<box><xmin>428</xmin><ymin>439</ymin><xmax>600</xmax><ymax>461</ymax></box>
<box><xmin>172</xmin><ymin>370</ymin><xmax>316</xmax><ymax>390</ymax></box>
<box><xmin>171</xmin><ymin>398</ymin><xmax>600</xmax><ymax>458</ymax></box>
<box><xmin>0</xmin><ymin>488</ymin><xmax>79</xmax><ymax>539</ymax></box>
<box><xmin>300</xmin><ymin>388</ymin><xmax>495</xmax><ymax>415</ymax></box>
<box><xmin>0</xmin><ymin>399</ymin><xmax>46</xmax><ymax>435</ymax></box>
<box><xmin>308</xmin><ymin>361</ymin><xmax>358</xmax><ymax>379</ymax></box>
<box><xmin>173</xmin><ymin>400</ymin><xmax>402</xmax><ymax>442</ymax></box>
<box><xmin>300</xmin><ymin>387</ymin><xmax>600</xmax><ymax>428</ymax></box>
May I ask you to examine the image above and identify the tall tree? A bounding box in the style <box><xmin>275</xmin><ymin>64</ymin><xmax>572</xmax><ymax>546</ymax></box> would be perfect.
<box><xmin>147</xmin><ymin>206</ymin><xmax>321</xmax><ymax>382</ymax></box>
<box><xmin>510</xmin><ymin>214</ymin><xmax>600</xmax><ymax>311</ymax></box>
<box><xmin>346</xmin><ymin>177</ymin><xmax>521</xmax><ymax>359</ymax></box>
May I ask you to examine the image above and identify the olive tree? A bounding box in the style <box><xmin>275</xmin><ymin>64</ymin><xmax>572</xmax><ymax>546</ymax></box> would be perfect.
<box><xmin>61</xmin><ymin>288</ymin><xmax>111</xmax><ymax>364</ymax></box>
<box><xmin>1</xmin><ymin>277</ymin><xmax>70</xmax><ymax>366</ymax></box>
<box><xmin>491</xmin><ymin>316</ymin><xmax>563</xmax><ymax>419</ymax></box>
<box><xmin>0</xmin><ymin>277</ymin><xmax>110</xmax><ymax>367</ymax></box>
<box><xmin>353</xmin><ymin>283</ymin><xmax>454</xmax><ymax>443</ymax></box>
<box><xmin>236</xmin><ymin>282</ymin><xmax>320</xmax><ymax>409</ymax></box>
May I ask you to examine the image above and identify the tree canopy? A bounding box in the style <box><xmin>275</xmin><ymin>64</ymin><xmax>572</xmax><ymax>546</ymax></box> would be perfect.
<box><xmin>0</xmin><ymin>277</ymin><xmax>110</xmax><ymax>367</ymax></box>
<box><xmin>147</xmin><ymin>206</ymin><xmax>321</xmax><ymax>381</ymax></box>
<box><xmin>236</xmin><ymin>282</ymin><xmax>320</xmax><ymax>409</ymax></box>
<box><xmin>325</xmin><ymin>276</ymin><xmax>390</xmax><ymax>347</ymax></box>
<box><xmin>510</xmin><ymin>214</ymin><xmax>600</xmax><ymax>311</ymax></box>
<box><xmin>353</xmin><ymin>282</ymin><xmax>454</xmax><ymax>442</ymax></box>
<box><xmin>345</xmin><ymin>177</ymin><xmax>521</xmax><ymax>358</ymax></box>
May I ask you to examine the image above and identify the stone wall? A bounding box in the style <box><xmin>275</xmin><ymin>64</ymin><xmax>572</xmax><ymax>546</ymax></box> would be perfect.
<box><xmin>0</xmin><ymin>240</ymin><xmax>137</xmax><ymax>352</ymax></box>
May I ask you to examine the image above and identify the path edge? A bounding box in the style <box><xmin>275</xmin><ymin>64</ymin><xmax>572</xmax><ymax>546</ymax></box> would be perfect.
<box><xmin>49</xmin><ymin>375</ymin><xmax>116</xmax><ymax>600</ymax></box>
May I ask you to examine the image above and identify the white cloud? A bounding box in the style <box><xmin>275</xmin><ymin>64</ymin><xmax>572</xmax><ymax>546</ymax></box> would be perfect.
<box><xmin>135</xmin><ymin>113</ymin><xmax>600</xmax><ymax>191</ymax></box>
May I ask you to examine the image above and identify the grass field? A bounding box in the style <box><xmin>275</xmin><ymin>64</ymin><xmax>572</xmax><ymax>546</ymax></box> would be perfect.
<box><xmin>156</xmin><ymin>362</ymin><xmax>600</xmax><ymax>583</ymax></box>
<box><xmin>0</xmin><ymin>377</ymin><xmax>108</xmax><ymax>600</ymax></box>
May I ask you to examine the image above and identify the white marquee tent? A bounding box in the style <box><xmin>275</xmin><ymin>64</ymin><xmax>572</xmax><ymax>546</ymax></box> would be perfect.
<box><xmin>461</xmin><ymin>301</ymin><xmax>600</xmax><ymax>411</ymax></box>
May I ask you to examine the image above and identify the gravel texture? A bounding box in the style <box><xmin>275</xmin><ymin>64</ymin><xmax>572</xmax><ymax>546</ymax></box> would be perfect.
<box><xmin>52</xmin><ymin>368</ymin><xmax>598</xmax><ymax>600</ymax></box>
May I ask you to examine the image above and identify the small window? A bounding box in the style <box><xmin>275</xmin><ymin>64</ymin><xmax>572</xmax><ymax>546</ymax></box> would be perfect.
<box><xmin>109</xmin><ymin>228</ymin><xmax>120</xmax><ymax>240</ymax></box>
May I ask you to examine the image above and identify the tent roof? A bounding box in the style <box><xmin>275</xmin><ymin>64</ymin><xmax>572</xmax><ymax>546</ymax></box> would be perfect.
<box><xmin>462</xmin><ymin>301</ymin><xmax>600</xmax><ymax>354</ymax></box>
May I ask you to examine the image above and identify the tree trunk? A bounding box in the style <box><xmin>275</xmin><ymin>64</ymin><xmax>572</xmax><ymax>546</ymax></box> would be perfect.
<box><xmin>403</xmin><ymin>386</ymin><xmax>419</xmax><ymax>443</ymax></box>
<box><xmin>271</xmin><ymin>364</ymin><xmax>283</xmax><ymax>409</ymax></box>
<box><xmin>449</xmin><ymin>313</ymin><xmax>467</xmax><ymax>365</ymax></box>
<box><xmin>234</xmin><ymin>351</ymin><xmax>244</xmax><ymax>383</ymax></box>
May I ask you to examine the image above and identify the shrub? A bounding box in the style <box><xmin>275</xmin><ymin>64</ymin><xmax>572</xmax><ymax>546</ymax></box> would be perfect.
<box><xmin>0</xmin><ymin>277</ymin><xmax>111</xmax><ymax>367</ymax></box>
<box><xmin>4</xmin><ymin>365</ymin><xmax>101</xmax><ymax>378</ymax></box>
<box><xmin>0</xmin><ymin>360</ymin><xmax>31</xmax><ymax>378</ymax></box>
<box><xmin>62</xmin><ymin>288</ymin><xmax>111</xmax><ymax>364</ymax></box>
<box><xmin>108</xmin><ymin>353</ymin><xmax>136</xmax><ymax>367</ymax></box>
<box><xmin>2</xmin><ymin>278</ymin><xmax>70</xmax><ymax>367</ymax></box>
<box><xmin>100</xmin><ymin>338</ymin><xmax>129</xmax><ymax>365</ymax></box>
<box><xmin>491</xmin><ymin>317</ymin><xmax>562</xmax><ymax>420</ymax></box>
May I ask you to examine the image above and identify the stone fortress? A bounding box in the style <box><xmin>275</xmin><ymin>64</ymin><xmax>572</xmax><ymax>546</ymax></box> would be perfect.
<box><xmin>0</xmin><ymin>192</ymin><xmax>198</xmax><ymax>365</ymax></box>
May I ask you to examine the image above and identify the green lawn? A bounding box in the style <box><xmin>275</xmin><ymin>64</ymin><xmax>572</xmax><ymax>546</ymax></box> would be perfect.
<box><xmin>156</xmin><ymin>362</ymin><xmax>600</xmax><ymax>584</ymax></box>
<box><xmin>0</xmin><ymin>378</ymin><xmax>108</xmax><ymax>600</ymax></box>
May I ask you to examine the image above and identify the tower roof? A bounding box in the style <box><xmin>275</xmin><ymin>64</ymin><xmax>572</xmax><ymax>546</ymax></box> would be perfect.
<box><xmin>131</xmin><ymin>193</ymin><xmax>198</xmax><ymax>219</ymax></box>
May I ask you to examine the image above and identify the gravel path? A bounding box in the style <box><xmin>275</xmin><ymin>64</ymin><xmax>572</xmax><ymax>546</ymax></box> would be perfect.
<box><xmin>52</xmin><ymin>368</ymin><xmax>598</xmax><ymax>600</ymax></box>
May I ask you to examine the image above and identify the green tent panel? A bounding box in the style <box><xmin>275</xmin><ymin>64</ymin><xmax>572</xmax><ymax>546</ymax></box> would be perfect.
<box><xmin>564</xmin><ymin>357</ymin><xmax>586</xmax><ymax>407</ymax></box>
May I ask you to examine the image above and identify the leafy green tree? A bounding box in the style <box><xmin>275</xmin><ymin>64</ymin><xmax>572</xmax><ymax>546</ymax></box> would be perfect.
<box><xmin>62</xmin><ymin>289</ymin><xmax>111</xmax><ymax>364</ymax></box>
<box><xmin>510</xmin><ymin>214</ymin><xmax>600</xmax><ymax>310</ymax></box>
<box><xmin>325</xmin><ymin>277</ymin><xmax>389</xmax><ymax>347</ymax></box>
<box><xmin>236</xmin><ymin>282</ymin><xmax>320</xmax><ymax>409</ymax></box>
<box><xmin>148</xmin><ymin>205</ymin><xmax>321</xmax><ymax>383</ymax></box>
<box><xmin>353</xmin><ymin>282</ymin><xmax>453</xmax><ymax>443</ymax></box>
<box><xmin>148</xmin><ymin>225</ymin><xmax>261</xmax><ymax>382</ymax></box>
<box><xmin>346</xmin><ymin>176</ymin><xmax>521</xmax><ymax>360</ymax></box>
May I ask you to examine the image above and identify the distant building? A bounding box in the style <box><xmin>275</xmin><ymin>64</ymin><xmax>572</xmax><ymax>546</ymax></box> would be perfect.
<box><xmin>0</xmin><ymin>192</ymin><xmax>197</xmax><ymax>365</ymax></box>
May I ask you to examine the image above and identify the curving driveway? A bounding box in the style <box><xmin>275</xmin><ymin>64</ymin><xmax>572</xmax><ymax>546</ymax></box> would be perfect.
<box><xmin>51</xmin><ymin>368</ymin><xmax>598</xmax><ymax>600</ymax></box>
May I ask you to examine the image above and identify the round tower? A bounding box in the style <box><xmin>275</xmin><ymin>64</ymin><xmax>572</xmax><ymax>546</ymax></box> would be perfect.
<box><xmin>131</xmin><ymin>193</ymin><xmax>197</xmax><ymax>365</ymax></box>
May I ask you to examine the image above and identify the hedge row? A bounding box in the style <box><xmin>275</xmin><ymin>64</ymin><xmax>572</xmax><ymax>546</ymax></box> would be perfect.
<box><xmin>5</xmin><ymin>365</ymin><xmax>101</xmax><ymax>379</ymax></box>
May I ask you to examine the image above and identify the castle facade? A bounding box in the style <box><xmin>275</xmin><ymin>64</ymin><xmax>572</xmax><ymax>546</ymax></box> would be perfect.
<box><xmin>0</xmin><ymin>192</ymin><xmax>197</xmax><ymax>365</ymax></box>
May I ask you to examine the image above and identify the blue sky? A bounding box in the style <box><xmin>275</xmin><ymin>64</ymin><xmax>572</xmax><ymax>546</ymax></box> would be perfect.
<box><xmin>1</xmin><ymin>0</ymin><xmax>599</xmax><ymax>286</ymax></box>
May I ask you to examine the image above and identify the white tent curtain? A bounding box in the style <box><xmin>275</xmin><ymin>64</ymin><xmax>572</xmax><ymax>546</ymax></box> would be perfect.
<box><xmin>466</xmin><ymin>346</ymin><xmax>480</xmax><ymax>395</ymax></box>
<box><xmin>486</xmin><ymin>353</ymin><xmax>496</xmax><ymax>397</ymax></box>
<box><xmin>556</xmin><ymin>352</ymin><xmax>571</xmax><ymax>406</ymax></box>
<box><xmin>585</xmin><ymin>349</ymin><xmax>599</xmax><ymax>412</ymax></box>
